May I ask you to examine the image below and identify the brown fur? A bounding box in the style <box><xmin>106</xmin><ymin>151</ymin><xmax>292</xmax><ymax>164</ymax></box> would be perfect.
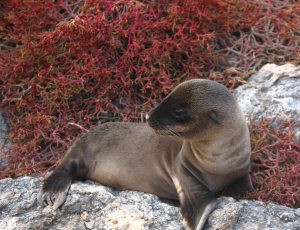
<box><xmin>38</xmin><ymin>79</ymin><xmax>253</xmax><ymax>230</ymax></box>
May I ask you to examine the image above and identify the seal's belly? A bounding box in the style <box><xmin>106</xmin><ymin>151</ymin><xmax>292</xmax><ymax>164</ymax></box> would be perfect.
<box><xmin>85</xmin><ymin>122</ymin><xmax>180</xmax><ymax>199</ymax></box>
<box><xmin>88</xmin><ymin>151</ymin><xmax>178</xmax><ymax>199</ymax></box>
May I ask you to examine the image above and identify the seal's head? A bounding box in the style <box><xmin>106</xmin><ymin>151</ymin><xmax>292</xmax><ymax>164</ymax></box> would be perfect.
<box><xmin>147</xmin><ymin>79</ymin><xmax>244</xmax><ymax>141</ymax></box>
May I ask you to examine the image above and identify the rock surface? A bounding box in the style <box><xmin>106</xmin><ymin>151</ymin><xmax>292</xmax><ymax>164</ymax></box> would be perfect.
<box><xmin>0</xmin><ymin>110</ymin><xmax>10</xmax><ymax>168</ymax></box>
<box><xmin>207</xmin><ymin>198</ymin><xmax>300</xmax><ymax>230</ymax></box>
<box><xmin>1</xmin><ymin>63</ymin><xmax>300</xmax><ymax>229</ymax></box>
<box><xmin>0</xmin><ymin>177</ymin><xmax>182</xmax><ymax>230</ymax></box>
<box><xmin>234</xmin><ymin>63</ymin><xmax>300</xmax><ymax>122</ymax></box>
<box><xmin>234</xmin><ymin>63</ymin><xmax>300</xmax><ymax>141</ymax></box>
<box><xmin>1</xmin><ymin>177</ymin><xmax>299</xmax><ymax>230</ymax></box>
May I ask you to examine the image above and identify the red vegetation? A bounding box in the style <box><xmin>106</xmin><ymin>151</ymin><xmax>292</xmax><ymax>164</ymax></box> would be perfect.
<box><xmin>246</xmin><ymin>120</ymin><xmax>300</xmax><ymax>208</ymax></box>
<box><xmin>0</xmin><ymin>1</ymin><xmax>299</xmax><ymax>207</ymax></box>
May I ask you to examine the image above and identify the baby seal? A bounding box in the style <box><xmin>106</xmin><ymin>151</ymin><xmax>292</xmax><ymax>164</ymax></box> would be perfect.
<box><xmin>38</xmin><ymin>79</ymin><xmax>253</xmax><ymax>230</ymax></box>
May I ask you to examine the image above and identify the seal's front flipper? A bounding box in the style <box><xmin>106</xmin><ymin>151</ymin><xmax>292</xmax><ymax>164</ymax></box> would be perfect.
<box><xmin>195</xmin><ymin>199</ymin><xmax>217</xmax><ymax>230</ymax></box>
<box><xmin>180</xmin><ymin>189</ymin><xmax>217</xmax><ymax>230</ymax></box>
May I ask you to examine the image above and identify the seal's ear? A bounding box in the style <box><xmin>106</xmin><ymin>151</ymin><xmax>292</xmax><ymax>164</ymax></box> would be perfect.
<box><xmin>208</xmin><ymin>110</ymin><xmax>222</xmax><ymax>125</ymax></box>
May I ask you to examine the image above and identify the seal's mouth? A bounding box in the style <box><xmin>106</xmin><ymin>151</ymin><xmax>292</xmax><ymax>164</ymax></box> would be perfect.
<box><xmin>146</xmin><ymin>114</ymin><xmax>181</xmax><ymax>137</ymax></box>
<box><xmin>147</xmin><ymin>119</ymin><xmax>165</xmax><ymax>133</ymax></box>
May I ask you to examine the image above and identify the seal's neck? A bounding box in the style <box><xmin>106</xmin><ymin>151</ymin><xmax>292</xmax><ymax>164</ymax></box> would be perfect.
<box><xmin>180</xmin><ymin>125</ymin><xmax>251</xmax><ymax>176</ymax></box>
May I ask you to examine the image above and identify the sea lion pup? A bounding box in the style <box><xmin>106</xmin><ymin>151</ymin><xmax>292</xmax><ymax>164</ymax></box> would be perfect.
<box><xmin>38</xmin><ymin>79</ymin><xmax>253</xmax><ymax>230</ymax></box>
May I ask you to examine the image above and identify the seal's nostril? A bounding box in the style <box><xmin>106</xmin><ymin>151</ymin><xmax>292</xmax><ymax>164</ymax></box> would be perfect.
<box><xmin>145</xmin><ymin>114</ymin><xmax>150</xmax><ymax>120</ymax></box>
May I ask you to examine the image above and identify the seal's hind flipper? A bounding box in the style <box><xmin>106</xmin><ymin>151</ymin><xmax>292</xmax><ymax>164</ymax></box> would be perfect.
<box><xmin>38</xmin><ymin>157</ymin><xmax>88</xmax><ymax>209</ymax></box>
<box><xmin>37</xmin><ymin>185</ymin><xmax>71</xmax><ymax>210</ymax></box>
<box><xmin>38</xmin><ymin>169</ymin><xmax>72</xmax><ymax>209</ymax></box>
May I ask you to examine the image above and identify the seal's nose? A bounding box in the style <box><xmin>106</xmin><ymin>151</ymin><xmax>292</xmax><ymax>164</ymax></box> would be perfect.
<box><xmin>145</xmin><ymin>113</ymin><xmax>150</xmax><ymax>121</ymax></box>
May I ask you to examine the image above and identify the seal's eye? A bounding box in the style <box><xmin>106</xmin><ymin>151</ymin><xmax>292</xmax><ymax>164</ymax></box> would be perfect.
<box><xmin>171</xmin><ymin>106</ymin><xmax>187</xmax><ymax>120</ymax></box>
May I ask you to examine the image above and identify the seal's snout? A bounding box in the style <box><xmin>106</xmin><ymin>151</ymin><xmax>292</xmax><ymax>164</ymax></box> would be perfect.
<box><xmin>145</xmin><ymin>112</ymin><xmax>163</xmax><ymax>131</ymax></box>
<box><xmin>145</xmin><ymin>110</ymin><xmax>156</xmax><ymax>127</ymax></box>
<box><xmin>145</xmin><ymin>113</ymin><xmax>150</xmax><ymax>121</ymax></box>
<box><xmin>146</xmin><ymin>108</ymin><xmax>165</xmax><ymax>131</ymax></box>
<box><xmin>145</xmin><ymin>110</ymin><xmax>153</xmax><ymax>123</ymax></box>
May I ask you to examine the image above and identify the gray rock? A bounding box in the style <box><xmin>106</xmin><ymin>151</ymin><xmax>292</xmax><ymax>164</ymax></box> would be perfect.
<box><xmin>0</xmin><ymin>110</ymin><xmax>10</xmax><ymax>168</ymax></box>
<box><xmin>0</xmin><ymin>177</ymin><xmax>183</xmax><ymax>230</ymax></box>
<box><xmin>0</xmin><ymin>177</ymin><xmax>299</xmax><ymax>230</ymax></box>
<box><xmin>207</xmin><ymin>197</ymin><xmax>300</xmax><ymax>230</ymax></box>
<box><xmin>234</xmin><ymin>63</ymin><xmax>300</xmax><ymax>125</ymax></box>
